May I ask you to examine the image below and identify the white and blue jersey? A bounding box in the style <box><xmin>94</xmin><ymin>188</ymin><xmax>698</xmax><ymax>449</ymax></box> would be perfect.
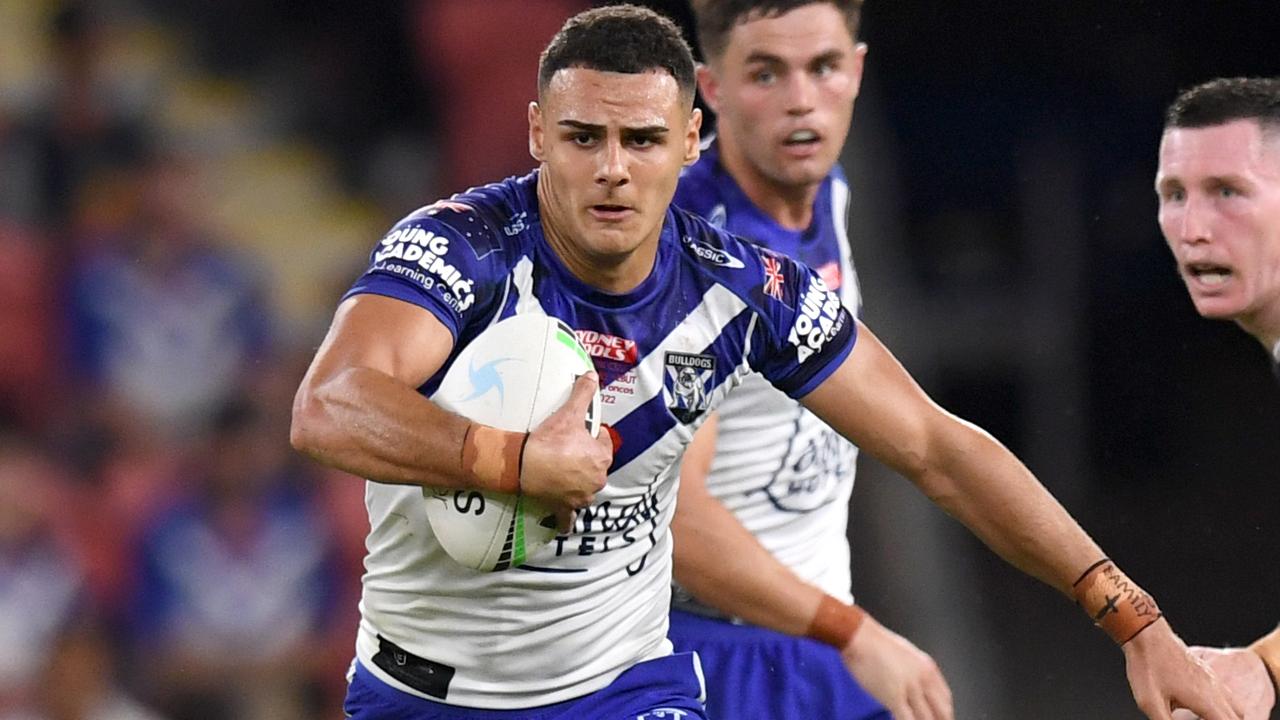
<box><xmin>342</xmin><ymin>171</ymin><xmax>855</xmax><ymax>709</ymax></box>
<box><xmin>672</xmin><ymin>140</ymin><xmax>862</xmax><ymax>604</ymax></box>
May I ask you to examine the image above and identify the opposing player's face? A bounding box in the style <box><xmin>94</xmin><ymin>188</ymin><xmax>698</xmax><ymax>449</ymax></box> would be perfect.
<box><xmin>700</xmin><ymin>3</ymin><xmax>864</xmax><ymax>191</ymax></box>
<box><xmin>530</xmin><ymin>68</ymin><xmax>700</xmax><ymax>285</ymax></box>
<box><xmin>1156</xmin><ymin>120</ymin><xmax>1280</xmax><ymax>331</ymax></box>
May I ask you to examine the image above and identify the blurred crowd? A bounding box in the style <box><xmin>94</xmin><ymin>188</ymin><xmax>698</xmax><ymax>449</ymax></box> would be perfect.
<box><xmin>0</xmin><ymin>1</ymin><xmax>473</xmax><ymax>718</ymax></box>
<box><xmin>0</xmin><ymin>0</ymin><xmax>650</xmax><ymax>714</ymax></box>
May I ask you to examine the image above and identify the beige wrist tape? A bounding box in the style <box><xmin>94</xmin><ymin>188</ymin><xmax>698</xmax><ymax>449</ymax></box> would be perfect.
<box><xmin>1072</xmin><ymin>558</ymin><xmax>1162</xmax><ymax>644</ymax></box>
<box><xmin>806</xmin><ymin>594</ymin><xmax>867</xmax><ymax>650</ymax></box>
<box><xmin>460</xmin><ymin>423</ymin><xmax>526</xmax><ymax>494</ymax></box>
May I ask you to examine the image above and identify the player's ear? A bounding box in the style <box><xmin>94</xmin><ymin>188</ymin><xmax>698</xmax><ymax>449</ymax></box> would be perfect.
<box><xmin>695</xmin><ymin>63</ymin><xmax>720</xmax><ymax>114</ymax></box>
<box><xmin>529</xmin><ymin>101</ymin><xmax>545</xmax><ymax>162</ymax></box>
<box><xmin>683</xmin><ymin>107</ymin><xmax>702</xmax><ymax>166</ymax></box>
<box><xmin>850</xmin><ymin>43</ymin><xmax>869</xmax><ymax>100</ymax></box>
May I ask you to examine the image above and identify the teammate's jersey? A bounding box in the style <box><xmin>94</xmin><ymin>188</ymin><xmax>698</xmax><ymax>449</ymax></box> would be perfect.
<box><xmin>342</xmin><ymin>171</ymin><xmax>856</xmax><ymax>708</ymax></box>
<box><xmin>672</xmin><ymin>140</ymin><xmax>861</xmax><ymax>602</ymax></box>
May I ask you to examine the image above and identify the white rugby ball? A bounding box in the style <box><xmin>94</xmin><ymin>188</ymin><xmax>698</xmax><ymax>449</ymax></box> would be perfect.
<box><xmin>426</xmin><ymin>313</ymin><xmax>601</xmax><ymax>571</ymax></box>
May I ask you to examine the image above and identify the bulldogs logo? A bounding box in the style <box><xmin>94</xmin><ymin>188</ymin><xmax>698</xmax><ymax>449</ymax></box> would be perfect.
<box><xmin>663</xmin><ymin>352</ymin><xmax>715</xmax><ymax>423</ymax></box>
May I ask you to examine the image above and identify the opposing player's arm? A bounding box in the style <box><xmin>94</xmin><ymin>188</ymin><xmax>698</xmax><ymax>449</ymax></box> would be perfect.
<box><xmin>799</xmin><ymin>320</ymin><xmax>1244</xmax><ymax>720</ymax></box>
<box><xmin>671</xmin><ymin>413</ymin><xmax>954</xmax><ymax>719</ymax></box>
<box><xmin>291</xmin><ymin>294</ymin><xmax>608</xmax><ymax>510</ymax></box>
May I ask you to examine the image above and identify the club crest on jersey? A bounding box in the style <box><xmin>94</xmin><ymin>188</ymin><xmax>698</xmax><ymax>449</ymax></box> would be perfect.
<box><xmin>663</xmin><ymin>351</ymin><xmax>715</xmax><ymax>423</ymax></box>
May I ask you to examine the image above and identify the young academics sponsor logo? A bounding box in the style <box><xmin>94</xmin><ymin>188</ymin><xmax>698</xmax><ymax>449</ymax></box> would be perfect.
<box><xmin>680</xmin><ymin>234</ymin><xmax>744</xmax><ymax>269</ymax></box>
<box><xmin>373</xmin><ymin>225</ymin><xmax>475</xmax><ymax>312</ymax></box>
<box><xmin>788</xmin><ymin>277</ymin><xmax>844</xmax><ymax>364</ymax></box>
<box><xmin>663</xmin><ymin>351</ymin><xmax>715</xmax><ymax>423</ymax></box>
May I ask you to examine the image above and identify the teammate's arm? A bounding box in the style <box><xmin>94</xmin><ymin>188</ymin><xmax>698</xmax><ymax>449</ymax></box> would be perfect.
<box><xmin>800</xmin><ymin>320</ymin><xmax>1243</xmax><ymax>720</ymax></box>
<box><xmin>672</xmin><ymin>414</ymin><xmax>954</xmax><ymax>720</ymax></box>
<box><xmin>290</xmin><ymin>294</ymin><xmax>608</xmax><ymax>511</ymax></box>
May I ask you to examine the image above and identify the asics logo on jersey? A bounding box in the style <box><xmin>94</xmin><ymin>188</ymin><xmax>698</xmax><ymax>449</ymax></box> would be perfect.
<box><xmin>680</xmin><ymin>234</ymin><xmax>745</xmax><ymax>269</ymax></box>
<box><xmin>636</xmin><ymin>710</ymin><xmax>690</xmax><ymax>720</ymax></box>
<box><xmin>462</xmin><ymin>357</ymin><xmax>517</xmax><ymax>403</ymax></box>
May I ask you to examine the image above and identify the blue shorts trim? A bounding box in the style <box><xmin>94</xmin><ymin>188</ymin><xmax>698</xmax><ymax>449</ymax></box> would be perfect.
<box><xmin>344</xmin><ymin>653</ymin><xmax>708</xmax><ymax>720</ymax></box>
<box><xmin>668</xmin><ymin>609</ymin><xmax>890</xmax><ymax>720</ymax></box>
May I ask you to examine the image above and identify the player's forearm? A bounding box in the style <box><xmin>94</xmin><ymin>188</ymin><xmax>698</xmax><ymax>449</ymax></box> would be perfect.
<box><xmin>291</xmin><ymin>364</ymin><xmax>475</xmax><ymax>488</ymax></box>
<box><xmin>671</xmin><ymin>491</ymin><xmax>825</xmax><ymax>636</ymax></box>
<box><xmin>918</xmin><ymin>415</ymin><xmax>1105</xmax><ymax>596</ymax></box>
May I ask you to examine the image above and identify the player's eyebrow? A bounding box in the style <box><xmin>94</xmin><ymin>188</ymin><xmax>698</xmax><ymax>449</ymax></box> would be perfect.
<box><xmin>743</xmin><ymin>51</ymin><xmax>785</xmax><ymax>67</ymax></box>
<box><xmin>559</xmin><ymin>119</ymin><xmax>605</xmax><ymax>133</ymax></box>
<box><xmin>558</xmin><ymin>119</ymin><xmax>669</xmax><ymax>136</ymax></box>
<box><xmin>744</xmin><ymin>48</ymin><xmax>845</xmax><ymax>67</ymax></box>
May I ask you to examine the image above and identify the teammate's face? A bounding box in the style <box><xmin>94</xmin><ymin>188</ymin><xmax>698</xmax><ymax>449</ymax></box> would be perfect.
<box><xmin>530</xmin><ymin>68</ymin><xmax>700</xmax><ymax>290</ymax></box>
<box><xmin>700</xmin><ymin>3</ymin><xmax>864</xmax><ymax>193</ymax></box>
<box><xmin>1156</xmin><ymin>120</ymin><xmax>1280</xmax><ymax>334</ymax></box>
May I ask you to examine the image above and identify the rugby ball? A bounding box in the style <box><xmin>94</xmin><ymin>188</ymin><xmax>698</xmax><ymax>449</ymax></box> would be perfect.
<box><xmin>425</xmin><ymin>314</ymin><xmax>601</xmax><ymax>571</ymax></box>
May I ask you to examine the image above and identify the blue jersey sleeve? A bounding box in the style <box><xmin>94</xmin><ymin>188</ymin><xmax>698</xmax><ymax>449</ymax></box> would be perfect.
<box><xmin>747</xmin><ymin>247</ymin><xmax>857</xmax><ymax>398</ymax></box>
<box><xmin>343</xmin><ymin>204</ymin><xmax>504</xmax><ymax>341</ymax></box>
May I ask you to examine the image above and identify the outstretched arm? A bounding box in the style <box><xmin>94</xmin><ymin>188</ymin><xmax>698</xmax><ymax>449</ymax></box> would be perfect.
<box><xmin>800</xmin><ymin>320</ymin><xmax>1242</xmax><ymax>720</ymax></box>
<box><xmin>671</xmin><ymin>414</ymin><xmax>953</xmax><ymax>720</ymax></box>
<box><xmin>290</xmin><ymin>294</ymin><xmax>610</xmax><ymax>513</ymax></box>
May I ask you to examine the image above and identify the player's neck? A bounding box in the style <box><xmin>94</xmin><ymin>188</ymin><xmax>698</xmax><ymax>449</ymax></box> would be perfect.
<box><xmin>1238</xmin><ymin>304</ymin><xmax>1280</xmax><ymax>362</ymax></box>
<box><xmin>535</xmin><ymin>172</ymin><xmax>659</xmax><ymax>295</ymax></box>
<box><xmin>717</xmin><ymin>139</ymin><xmax>820</xmax><ymax>231</ymax></box>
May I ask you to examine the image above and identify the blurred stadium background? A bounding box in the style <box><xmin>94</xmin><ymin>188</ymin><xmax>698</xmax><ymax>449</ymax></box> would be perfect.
<box><xmin>0</xmin><ymin>1</ymin><xmax>1276</xmax><ymax>718</ymax></box>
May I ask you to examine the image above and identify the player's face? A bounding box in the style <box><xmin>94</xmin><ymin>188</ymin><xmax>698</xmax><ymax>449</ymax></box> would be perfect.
<box><xmin>700</xmin><ymin>3</ymin><xmax>864</xmax><ymax>192</ymax></box>
<box><xmin>1156</xmin><ymin>120</ymin><xmax>1280</xmax><ymax>332</ymax></box>
<box><xmin>530</xmin><ymin>68</ymin><xmax>701</xmax><ymax>287</ymax></box>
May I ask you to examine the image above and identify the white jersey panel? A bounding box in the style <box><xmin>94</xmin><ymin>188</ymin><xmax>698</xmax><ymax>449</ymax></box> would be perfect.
<box><xmin>676</xmin><ymin>160</ymin><xmax>861</xmax><ymax>602</ymax></box>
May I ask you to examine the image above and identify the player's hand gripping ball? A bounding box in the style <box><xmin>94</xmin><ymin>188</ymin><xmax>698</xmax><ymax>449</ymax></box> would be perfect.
<box><xmin>426</xmin><ymin>314</ymin><xmax>601</xmax><ymax>571</ymax></box>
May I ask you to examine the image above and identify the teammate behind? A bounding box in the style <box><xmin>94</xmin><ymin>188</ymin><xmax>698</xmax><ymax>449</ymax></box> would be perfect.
<box><xmin>292</xmin><ymin>5</ymin><xmax>1242</xmax><ymax>718</ymax></box>
<box><xmin>1157</xmin><ymin>76</ymin><xmax>1280</xmax><ymax>720</ymax></box>
<box><xmin>666</xmin><ymin>2</ymin><xmax>950</xmax><ymax>718</ymax></box>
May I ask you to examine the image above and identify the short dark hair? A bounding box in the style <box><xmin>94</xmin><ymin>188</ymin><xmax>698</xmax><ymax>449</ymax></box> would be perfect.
<box><xmin>693</xmin><ymin>0</ymin><xmax>864</xmax><ymax>63</ymax></box>
<box><xmin>538</xmin><ymin>4</ymin><xmax>697</xmax><ymax>108</ymax></box>
<box><xmin>1164</xmin><ymin>77</ymin><xmax>1280</xmax><ymax>135</ymax></box>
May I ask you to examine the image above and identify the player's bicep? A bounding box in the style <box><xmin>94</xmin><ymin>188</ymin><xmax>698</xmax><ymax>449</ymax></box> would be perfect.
<box><xmin>303</xmin><ymin>293</ymin><xmax>455</xmax><ymax>392</ymax></box>
<box><xmin>799</xmin><ymin>320</ymin><xmax>946</xmax><ymax>481</ymax></box>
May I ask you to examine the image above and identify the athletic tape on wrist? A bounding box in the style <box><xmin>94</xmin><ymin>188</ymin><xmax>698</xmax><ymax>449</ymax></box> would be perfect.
<box><xmin>1072</xmin><ymin>559</ymin><xmax>1162</xmax><ymax>644</ymax></box>
<box><xmin>460</xmin><ymin>423</ymin><xmax>526</xmax><ymax>495</ymax></box>
<box><xmin>806</xmin><ymin>594</ymin><xmax>867</xmax><ymax>650</ymax></box>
